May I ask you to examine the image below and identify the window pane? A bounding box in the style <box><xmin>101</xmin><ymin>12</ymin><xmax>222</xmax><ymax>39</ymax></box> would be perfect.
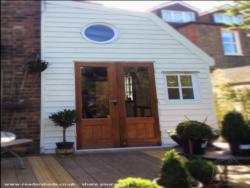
<box><xmin>223</xmin><ymin>43</ymin><xmax>237</xmax><ymax>54</ymax></box>
<box><xmin>173</xmin><ymin>11</ymin><xmax>183</xmax><ymax>22</ymax></box>
<box><xmin>214</xmin><ymin>15</ymin><xmax>223</xmax><ymax>23</ymax></box>
<box><xmin>180</xmin><ymin>75</ymin><xmax>192</xmax><ymax>87</ymax></box>
<box><xmin>162</xmin><ymin>11</ymin><xmax>172</xmax><ymax>22</ymax></box>
<box><xmin>124</xmin><ymin>67</ymin><xmax>152</xmax><ymax>117</ymax></box>
<box><xmin>84</xmin><ymin>25</ymin><xmax>115</xmax><ymax>42</ymax></box>
<box><xmin>184</xmin><ymin>12</ymin><xmax>194</xmax><ymax>22</ymax></box>
<box><xmin>167</xmin><ymin>75</ymin><xmax>178</xmax><ymax>87</ymax></box>
<box><xmin>81</xmin><ymin>67</ymin><xmax>109</xmax><ymax>118</ymax></box>
<box><xmin>182</xmin><ymin>88</ymin><xmax>194</xmax><ymax>99</ymax></box>
<box><xmin>223</xmin><ymin>15</ymin><xmax>231</xmax><ymax>23</ymax></box>
<box><xmin>232</xmin><ymin>16</ymin><xmax>242</xmax><ymax>24</ymax></box>
<box><xmin>222</xmin><ymin>32</ymin><xmax>234</xmax><ymax>43</ymax></box>
<box><xmin>168</xmin><ymin>88</ymin><xmax>180</xmax><ymax>99</ymax></box>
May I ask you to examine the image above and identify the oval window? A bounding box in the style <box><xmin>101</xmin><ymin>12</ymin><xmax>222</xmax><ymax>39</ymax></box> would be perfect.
<box><xmin>82</xmin><ymin>24</ymin><xmax>116</xmax><ymax>43</ymax></box>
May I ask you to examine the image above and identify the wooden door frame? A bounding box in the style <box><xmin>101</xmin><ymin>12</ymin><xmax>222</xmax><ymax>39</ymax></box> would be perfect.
<box><xmin>75</xmin><ymin>62</ymin><xmax>120</xmax><ymax>149</ymax></box>
<box><xmin>116</xmin><ymin>63</ymin><xmax>161</xmax><ymax>146</ymax></box>
<box><xmin>74</xmin><ymin>61</ymin><xmax>161</xmax><ymax>149</ymax></box>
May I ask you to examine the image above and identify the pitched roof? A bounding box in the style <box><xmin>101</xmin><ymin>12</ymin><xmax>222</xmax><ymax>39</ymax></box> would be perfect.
<box><xmin>220</xmin><ymin>66</ymin><xmax>250</xmax><ymax>85</ymax></box>
<box><xmin>199</xmin><ymin>4</ymin><xmax>233</xmax><ymax>16</ymax></box>
<box><xmin>44</xmin><ymin>1</ymin><xmax>215</xmax><ymax>66</ymax></box>
<box><xmin>149</xmin><ymin>1</ymin><xmax>200</xmax><ymax>13</ymax></box>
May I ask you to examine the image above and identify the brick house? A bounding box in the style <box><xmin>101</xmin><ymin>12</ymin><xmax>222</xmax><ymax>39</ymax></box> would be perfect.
<box><xmin>1</xmin><ymin>1</ymin><xmax>218</xmax><ymax>153</ymax></box>
<box><xmin>151</xmin><ymin>1</ymin><xmax>250</xmax><ymax>119</ymax></box>
<box><xmin>151</xmin><ymin>1</ymin><xmax>250</xmax><ymax>69</ymax></box>
<box><xmin>1</xmin><ymin>0</ymin><xmax>41</xmax><ymax>153</ymax></box>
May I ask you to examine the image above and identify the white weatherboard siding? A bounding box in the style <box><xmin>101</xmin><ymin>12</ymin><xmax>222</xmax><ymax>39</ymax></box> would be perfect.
<box><xmin>41</xmin><ymin>1</ymin><xmax>217</xmax><ymax>153</ymax></box>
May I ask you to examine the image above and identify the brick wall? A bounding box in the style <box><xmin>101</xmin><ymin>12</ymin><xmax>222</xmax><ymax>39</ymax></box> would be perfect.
<box><xmin>177</xmin><ymin>24</ymin><xmax>250</xmax><ymax>69</ymax></box>
<box><xmin>1</xmin><ymin>0</ymin><xmax>41</xmax><ymax>153</ymax></box>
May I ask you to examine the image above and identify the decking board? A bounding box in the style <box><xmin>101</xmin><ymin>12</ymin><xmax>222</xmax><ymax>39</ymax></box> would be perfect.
<box><xmin>42</xmin><ymin>156</ymin><xmax>80</xmax><ymax>188</ymax></box>
<box><xmin>28</xmin><ymin>156</ymin><xmax>59</xmax><ymax>188</ymax></box>
<box><xmin>57</xmin><ymin>156</ymin><xmax>98</xmax><ymax>188</ymax></box>
<box><xmin>1</xmin><ymin>151</ymin><xmax>249</xmax><ymax>188</ymax></box>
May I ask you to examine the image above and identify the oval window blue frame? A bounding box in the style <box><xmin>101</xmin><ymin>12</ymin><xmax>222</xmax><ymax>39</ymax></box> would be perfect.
<box><xmin>81</xmin><ymin>23</ymin><xmax>118</xmax><ymax>44</ymax></box>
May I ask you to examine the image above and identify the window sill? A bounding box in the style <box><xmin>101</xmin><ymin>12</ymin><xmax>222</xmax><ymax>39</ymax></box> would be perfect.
<box><xmin>224</xmin><ymin>53</ymin><xmax>244</xmax><ymax>56</ymax></box>
<box><xmin>166</xmin><ymin>99</ymin><xmax>201</xmax><ymax>104</ymax></box>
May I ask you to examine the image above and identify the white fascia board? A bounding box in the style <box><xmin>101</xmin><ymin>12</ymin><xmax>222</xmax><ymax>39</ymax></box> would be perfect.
<box><xmin>149</xmin><ymin>1</ymin><xmax>200</xmax><ymax>13</ymax></box>
<box><xmin>45</xmin><ymin>0</ymin><xmax>146</xmax><ymax>18</ymax></box>
<box><xmin>148</xmin><ymin>14</ymin><xmax>215</xmax><ymax>66</ymax></box>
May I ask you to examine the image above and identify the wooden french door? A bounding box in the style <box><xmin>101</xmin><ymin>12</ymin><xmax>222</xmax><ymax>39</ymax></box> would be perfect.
<box><xmin>75</xmin><ymin>62</ymin><xmax>161</xmax><ymax>149</ymax></box>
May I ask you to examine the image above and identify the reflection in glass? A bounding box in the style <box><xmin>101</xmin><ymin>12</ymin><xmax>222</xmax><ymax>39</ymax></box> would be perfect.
<box><xmin>182</xmin><ymin>88</ymin><xmax>194</xmax><ymax>99</ymax></box>
<box><xmin>84</xmin><ymin>25</ymin><xmax>115</xmax><ymax>42</ymax></box>
<box><xmin>167</xmin><ymin>75</ymin><xmax>178</xmax><ymax>87</ymax></box>
<box><xmin>124</xmin><ymin>67</ymin><xmax>152</xmax><ymax>117</ymax></box>
<box><xmin>168</xmin><ymin>88</ymin><xmax>180</xmax><ymax>99</ymax></box>
<box><xmin>180</xmin><ymin>75</ymin><xmax>192</xmax><ymax>86</ymax></box>
<box><xmin>81</xmin><ymin>67</ymin><xmax>109</xmax><ymax>118</ymax></box>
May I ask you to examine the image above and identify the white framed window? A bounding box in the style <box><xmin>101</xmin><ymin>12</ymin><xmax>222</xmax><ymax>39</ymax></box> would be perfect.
<box><xmin>161</xmin><ymin>10</ymin><xmax>195</xmax><ymax>23</ymax></box>
<box><xmin>165</xmin><ymin>73</ymin><xmax>199</xmax><ymax>102</ymax></box>
<box><xmin>214</xmin><ymin>13</ymin><xmax>243</xmax><ymax>25</ymax></box>
<box><xmin>221</xmin><ymin>30</ymin><xmax>242</xmax><ymax>56</ymax></box>
<box><xmin>81</xmin><ymin>23</ymin><xmax>118</xmax><ymax>44</ymax></box>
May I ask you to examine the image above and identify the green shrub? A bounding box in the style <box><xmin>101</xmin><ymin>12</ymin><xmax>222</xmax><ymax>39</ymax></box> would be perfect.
<box><xmin>221</xmin><ymin>111</ymin><xmax>245</xmax><ymax>142</ymax></box>
<box><xmin>176</xmin><ymin>121</ymin><xmax>213</xmax><ymax>140</ymax></box>
<box><xmin>114</xmin><ymin>177</ymin><xmax>161</xmax><ymax>188</ymax></box>
<box><xmin>186</xmin><ymin>158</ymin><xmax>218</xmax><ymax>185</ymax></box>
<box><xmin>159</xmin><ymin>149</ymin><xmax>193</xmax><ymax>188</ymax></box>
<box><xmin>242</xmin><ymin>123</ymin><xmax>250</xmax><ymax>143</ymax></box>
<box><xmin>49</xmin><ymin>109</ymin><xmax>76</xmax><ymax>142</ymax></box>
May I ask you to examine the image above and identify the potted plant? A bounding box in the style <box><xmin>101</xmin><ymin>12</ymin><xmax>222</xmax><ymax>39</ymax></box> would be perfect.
<box><xmin>155</xmin><ymin>149</ymin><xmax>201</xmax><ymax>188</ymax></box>
<box><xmin>115</xmin><ymin>177</ymin><xmax>160</xmax><ymax>188</ymax></box>
<box><xmin>221</xmin><ymin>111</ymin><xmax>246</xmax><ymax>155</ymax></box>
<box><xmin>238</xmin><ymin>121</ymin><xmax>250</xmax><ymax>156</ymax></box>
<box><xmin>28</xmin><ymin>58</ymin><xmax>48</xmax><ymax>73</ymax></box>
<box><xmin>49</xmin><ymin>109</ymin><xmax>76</xmax><ymax>155</ymax></box>
<box><xmin>186</xmin><ymin>158</ymin><xmax>219</xmax><ymax>188</ymax></box>
<box><xmin>176</xmin><ymin>121</ymin><xmax>213</xmax><ymax>155</ymax></box>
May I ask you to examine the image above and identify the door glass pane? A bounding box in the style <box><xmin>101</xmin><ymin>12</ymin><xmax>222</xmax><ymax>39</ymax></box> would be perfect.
<box><xmin>124</xmin><ymin>67</ymin><xmax>152</xmax><ymax>117</ymax></box>
<box><xmin>81</xmin><ymin>67</ymin><xmax>109</xmax><ymax>118</ymax></box>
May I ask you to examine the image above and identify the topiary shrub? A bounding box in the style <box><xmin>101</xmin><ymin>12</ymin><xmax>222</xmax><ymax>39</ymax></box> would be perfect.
<box><xmin>114</xmin><ymin>177</ymin><xmax>161</xmax><ymax>188</ymax></box>
<box><xmin>159</xmin><ymin>149</ymin><xmax>193</xmax><ymax>188</ymax></box>
<box><xmin>186</xmin><ymin>158</ymin><xmax>218</xmax><ymax>185</ymax></box>
<box><xmin>176</xmin><ymin>121</ymin><xmax>213</xmax><ymax>140</ymax></box>
<box><xmin>221</xmin><ymin>111</ymin><xmax>246</xmax><ymax>142</ymax></box>
<box><xmin>176</xmin><ymin>121</ymin><xmax>214</xmax><ymax>154</ymax></box>
<box><xmin>49</xmin><ymin>109</ymin><xmax>76</xmax><ymax>150</ymax></box>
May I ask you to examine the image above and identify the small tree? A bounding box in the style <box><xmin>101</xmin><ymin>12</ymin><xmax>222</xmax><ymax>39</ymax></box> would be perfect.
<box><xmin>225</xmin><ymin>1</ymin><xmax>250</xmax><ymax>30</ymax></box>
<box><xmin>49</xmin><ymin>109</ymin><xmax>76</xmax><ymax>143</ymax></box>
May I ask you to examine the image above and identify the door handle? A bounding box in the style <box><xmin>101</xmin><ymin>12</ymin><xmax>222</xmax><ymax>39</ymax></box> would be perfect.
<box><xmin>111</xmin><ymin>99</ymin><xmax>119</xmax><ymax>105</ymax></box>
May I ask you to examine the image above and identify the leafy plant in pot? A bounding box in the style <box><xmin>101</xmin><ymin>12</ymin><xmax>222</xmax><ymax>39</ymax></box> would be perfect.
<box><xmin>156</xmin><ymin>149</ymin><xmax>202</xmax><ymax>188</ymax></box>
<box><xmin>176</xmin><ymin>120</ymin><xmax>213</xmax><ymax>155</ymax></box>
<box><xmin>221</xmin><ymin>111</ymin><xmax>247</xmax><ymax>155</ymax></box>
<box><xmin>49</xmin><ymin>109</ymin><xmax>76</xmax><ymax>154</ymax></box>
<box><xmin>115</xmin><ymin>177</ymin><xmax>160</xmax><ymax>188</ymax></box>
<box><xmin>186</xmin><ymin>158</ymin><xmax>219</xmax><ymax>188</ymax></box>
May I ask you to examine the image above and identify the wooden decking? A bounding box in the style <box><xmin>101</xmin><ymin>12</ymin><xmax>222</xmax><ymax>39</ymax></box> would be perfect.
<box><xmin>1</xmin><ymin>150</ymin><xmax>250</xmax><ymax>188</ymax></box>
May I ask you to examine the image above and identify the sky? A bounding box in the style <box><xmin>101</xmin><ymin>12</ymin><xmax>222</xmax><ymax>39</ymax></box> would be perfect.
<box><xmin>92</xmin><ymin>1</ymin><xmax>234</xmax><ymax>13</ymax></box>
